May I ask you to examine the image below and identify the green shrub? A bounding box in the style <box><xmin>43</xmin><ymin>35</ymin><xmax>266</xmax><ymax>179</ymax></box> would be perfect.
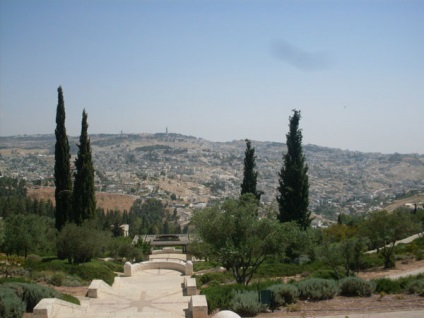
<box><xmin>373</xmin><ymin>278</ymin><xmax>403</xmax><ymax>294</ymax></box>
<box><xmin>339</xmin><ymin>277</ymin><xmax>375</xmax><ymax>297</ymax></box>
<box><xmin>358</xmin><ymin>253</ymin><xmax>384</xmax><ymax>270</ymax></box>
<box><xmin>32</xmin><ymin>258</ymin><xmax>70</xmax><ymax>272</ymax></box>
<box><xmin>25</xmin><ymin>258</ymin><xmax>117</xmax><ymax>285</ymax></box>
<box><xmin>197</xmin><ymin>272</ymin><xmax>231</xmax><ymax>287</ymax></box>
<box><xmin>0</xmin><ymin>277</ymin><xmax>32</xmax><ymax>284</ymax></box>
<box><xmin>62</xmin><ymin>275</ymin><xmax>83</xmax><ymax>287</ymax></box>
<box><xmin>70</xmin><ymin>262</ymin><xmax>116</xmax><ymax>285</ymax></box>
<box><xmin>311</xmin><ymin>269</ymin><xmax>343</xmax><ymax>280</ymax></box>
<box><xmin>102</xmin><ymin>260</ymin><xmax>124</xmax><ymax>273</ymax></box>
<box><xmin>49</xmin><ymin>272</ymin><xmax>65</xmax><ymax>286</ymax></box>
<box><xmin>2</xmin><ymin>282</ymin><xmax>59</xmax><ymax>312</ymax></box>
<box><xmin>268</xmin><ymin>284</ymin><xmax>299</xmax><ymax>306</ymax></box>
<box><xmin>23</xmin><ymin>283</ymin><xmax>59</xmax><ymax>311</ymax></box>
<box><xmin>200</xmin><ymin>285</ymin><xmax>237</xmax><ymax>313</ymax></box>
<box><xmin>230</xmin><ymin>291</ymin><xmax>266</xmax><ymax>317</ymax></box>
<box><xmin>297</xmin><ymin>278</ymin><xmax>338</xmax><ymax>300</ymax></box>
<box><xmin>255</xmin><ymin>260</ymin><xmax>325</xmax><ymax>278</ymax></box>
<box><xmin>406</xmin><ymin>279</ymin><xmax>424</xmax><ymax>296</ymax></box>
<box><xmin>294</xmin><ymin>255</ymin><xmax>311</xmax><ymax>265</ymax></box>
<box><xmin>0</xmin><ymin>287</ymin><xmax>25</xmax><ymax>318</ymax></box>
<box><xmin>193</xmin><ymin>261</ymin><xmax>220</xmax><ymax>272</ymax></box>
<box><xmin>24</xmin><ymin>254</ymin><xmax>42</xmax><ymax>269</ymax></box>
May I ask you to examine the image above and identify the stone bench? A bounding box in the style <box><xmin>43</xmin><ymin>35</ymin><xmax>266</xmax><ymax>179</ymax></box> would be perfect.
<box><xmin>87</xmin><ymin>279</ymin><xmax>112</xmax><ymax>298</ymax></box>
<box><xmin>190</xmin><ymin>295</ymin><xmax>208</xmax><ymax>318</ymax></box>
<box><xmin>33</xmin><ymin>298</ymin><xmax>85</xmax><ymax>318</ymax></box>
<box><xmin>184</xmin><ymin>277</ymin><xmax>197</xmax><ymax>296</ymax></box>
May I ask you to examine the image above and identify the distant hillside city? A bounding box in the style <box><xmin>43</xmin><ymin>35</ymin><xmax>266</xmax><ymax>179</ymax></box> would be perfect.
<box><xmin>1</xmin><ymin>132</ymin><xmax>424</xmax><ymax>222</ymax></box>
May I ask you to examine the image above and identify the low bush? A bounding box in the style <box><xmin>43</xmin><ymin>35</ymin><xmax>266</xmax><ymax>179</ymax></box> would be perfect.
<box><xmin>0</xmin><ymin>281</ymin><xmax>80</xmax><ymax>316</ymax></box>
<box><xmin>2</xmin><ymin>282</ymin><xmax>59</xmax><ymax>312</ymax></box>
<box><xmin>267</xmin><ymin>283</ymin><xmax>299</xmax><ymax>306</ymax></box>
<box><xmin>298</xmin><ymin>278</ymin><xmax>338</xmax><ymax>300</ymax></box>
<box><xmin>339</xmin><ymin>277</ymin><xmax>375</xmax><ymax>297</ymax></box>
<box><xmin>70</xmin><ymin>262</ymin><xmax>116</xmax><ymax>285</ymax></box>
<box><xmin>193</xmin><ymin>261</ymin><xmax>220</xmax><ymax>272</ymax></box>
<box><xmin>28</xmin><ymin>258</ymin><xmax>117</xmax><ymax>285</ymax></box>
<box><xmin>24</xmin><ymin>254</ymin><xmax>42</xmax><ymax>269</ymax></box>
<box><xmin>230</xmin><ymin>290</ymin><xmax>266</xmax><ymax>317</ymax></box>
<box><xmin>102</xmin><ymin>260</ymin><xmax>124</xmax><ymax>273</ymax></box>
<box><xmin>406</xmin><ymin>279</ymin><xmax>424</xmax><ymax>296</ymax></box>
<box><xmin>358</xmin><ymin>253</ymin><xmax>384</xmax><ymax>270</ymax></box>
<box><xmin>0</xmin><ymin>277</ymin><xmax>32</xmax><ymax>284</ymax></box>
<box><xmin>0</xmin><ymin>286</ymin><xmax>26</xmax><ymax>318</ymax></box>
<box><xmin>255</xmin><ymin>260</ymin><xmax>326</xmax><ymax>278</ymax></box>
<box><xmin>373</xmin><ymin>278</ymin><xmax>403</xmax><ymax>294</ymax></box>
<box><xmin>200</xmin><ymin>285</ymin><xmax>237</xmax><ymax>314</ymax></box>
<box><xmin>197</xmin><ymin>271</ymin><xmax>232</xmax><ymax>287</ymax></box>
<box><xmin>49</xmin><ymin>272</ymin><xmax>65</xmax><ymax>286</ymax></box>
<box><xmin>311</xmin><ymin>269</ymin><xmax>343</xmax><ymax>280</ymax></box>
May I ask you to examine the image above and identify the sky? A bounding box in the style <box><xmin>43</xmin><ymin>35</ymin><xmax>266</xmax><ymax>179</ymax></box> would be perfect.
<box><xmin>0</xmin><ymin>0</ymin><xmax>423</xmax><ymax>154</ymax></box>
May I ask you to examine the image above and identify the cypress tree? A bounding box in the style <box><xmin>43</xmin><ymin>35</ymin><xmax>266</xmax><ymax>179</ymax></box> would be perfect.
<box><xmin>54</xmin><ymin>86</ymin><xmax>73</xmax><ymax>230</ymax></box>
<box><xmin>240</xmin><ymin>139</ymin><xmax>262</xmax><ymax>201</ymax></box>
<box><xmin>73</xmin><ymin>109</ymin><xmax>96</xmax><ymax>224</ymax></box>
<box><xmin>277</xmin><ymin>110</ymin><xmax>311</xmax><ymax>229</ymax></box>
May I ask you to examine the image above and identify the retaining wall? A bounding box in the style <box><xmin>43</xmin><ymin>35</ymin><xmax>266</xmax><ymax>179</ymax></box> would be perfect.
<box><xmin>124</xmin><ymin>260</ymin><xmax>193</xmax><ymax>276</ymax></box>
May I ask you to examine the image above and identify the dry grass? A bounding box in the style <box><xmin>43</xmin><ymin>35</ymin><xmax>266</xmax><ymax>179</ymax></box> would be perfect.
<box><xmin>26</xmin><ymin>187</ymin><xmax>136</xmax><ymax>212</ymax></box>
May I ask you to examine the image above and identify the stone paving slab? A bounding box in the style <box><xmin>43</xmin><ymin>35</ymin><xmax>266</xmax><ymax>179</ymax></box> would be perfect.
<box><xmin>53</xmin><ymin>269</ymin><xmax>190</xmax><ymax>318</ymax></box>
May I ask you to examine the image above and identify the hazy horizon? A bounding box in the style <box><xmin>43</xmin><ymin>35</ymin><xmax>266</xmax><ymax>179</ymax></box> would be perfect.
<box><xmin>1</xmin><ymin>0</ymin><xmax>423</xmax><ymax>154</ymax></box>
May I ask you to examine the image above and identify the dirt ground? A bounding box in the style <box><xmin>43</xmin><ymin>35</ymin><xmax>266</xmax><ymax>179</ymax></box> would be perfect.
<box><xmin>357</xmin><ymin>259</ymin><xmax>424</xmax><ymax>280</ymax></box>
<box><xmin>256</xmin><ymin>259</ymin><xmax>424</xmax><ymax>317</ymax></box>
<box><xmin>256</xmin><ymin>294</ymin><xmax>424</xmax><ymax>317</ymax></box>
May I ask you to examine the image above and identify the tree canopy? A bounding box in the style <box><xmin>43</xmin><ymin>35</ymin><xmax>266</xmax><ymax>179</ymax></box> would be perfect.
<box><xmin>277</xmin><ymin>110</ymin><xmax>311</xmax><ymax>229</ymax></box>
<box><xmin>73</xmin><ymin>109</ymin><xmax>96</xmax><ymax>224</ymax></box>
<box><xmin>54</xmin><ymin>86</ymin><xmax>73</xmax><ymax>230</ymax></box>
<box><xmin>190</xmin><ymin>194</ymin><xmax>286</xmax><ymax>285</ymax></box>
<box><xmin>240</xmin><ymin>139</ymin><xmax>262</xmax><ymax>201</ymax></box>
<box><xmin>359</xmin><ymin>210</ymin><xmax>420</xmax><ymax>268</ymax></box>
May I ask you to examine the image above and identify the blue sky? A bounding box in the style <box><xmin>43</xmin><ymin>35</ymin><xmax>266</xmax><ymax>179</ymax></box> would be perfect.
<box><xmin>0</xmin><ymin>0</ymin><xmax>423</xmax><ymax>154</ymax></box>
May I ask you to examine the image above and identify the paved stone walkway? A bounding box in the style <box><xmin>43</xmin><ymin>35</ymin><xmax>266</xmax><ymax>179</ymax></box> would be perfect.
<box><xmin>59</xmin><ymin>269</ymin><xmax>190</xmax><ymax>318</ymax></box>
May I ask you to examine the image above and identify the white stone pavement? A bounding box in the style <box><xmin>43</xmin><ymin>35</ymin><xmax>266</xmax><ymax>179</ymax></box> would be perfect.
<box><xmin>47</xmin><ymin>269</ymin><xmax>191</xmax><ymax>318</ymax></box>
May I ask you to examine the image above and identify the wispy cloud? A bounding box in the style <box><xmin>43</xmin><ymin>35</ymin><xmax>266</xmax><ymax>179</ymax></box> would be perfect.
<box><xmin>271</xmin><ymin>40</ymin><xmax>332</xmax><ymax>71</ymax></box>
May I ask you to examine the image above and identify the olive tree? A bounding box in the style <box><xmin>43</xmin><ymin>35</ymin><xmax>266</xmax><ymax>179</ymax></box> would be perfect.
<box><xmin>360</xmin><ymin>210</ymin><xmax>420</xmax><ymax>268</ymax></box>
<box><xmin>190</xmin><ymin>194</ymin><xmax>286</xmax><ymax>285</ymax></box>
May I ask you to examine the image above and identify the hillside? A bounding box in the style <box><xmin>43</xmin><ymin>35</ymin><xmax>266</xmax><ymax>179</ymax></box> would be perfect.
<box><xmin>2</xmin><ymin>133</ymin><xmax>424</xmax><ymax>219</ymax></box>
<box><xmin>26</xmin><ymin>187</ymin><xmax>137</xmax><ymax>212</ymax></box>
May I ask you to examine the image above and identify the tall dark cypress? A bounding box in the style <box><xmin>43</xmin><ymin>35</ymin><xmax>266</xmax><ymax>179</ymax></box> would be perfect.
<box><xmin>73</xmin><ymin>109</ymin><xmax>96</xmax><ymax>224</ymax></box>
<box><xmin>240</xmin><ymin>139</ymin><xmax>262</xmax><ymax>201</ymax></box>
<box><xmin>54</xmin><ymin>86</ymin><xmax>73</xmax><ymax>230</ymax></box>
<box><xmin>277</xmin><ymin>110</ymin><xmax>311</xmax><ymax>229</ymax></box>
